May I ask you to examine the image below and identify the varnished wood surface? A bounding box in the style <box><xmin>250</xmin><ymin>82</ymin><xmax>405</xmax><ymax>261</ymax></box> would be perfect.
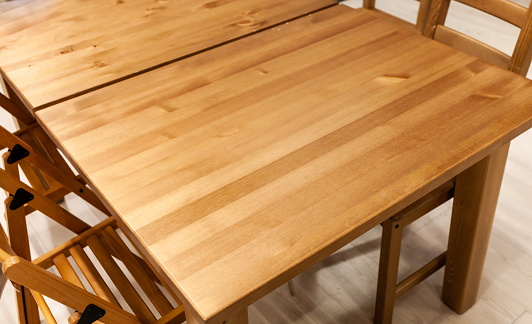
<box><xmin>36</xmin><ymin>5</ymin><xmax>532</xmax><ymax>324</ymax></box>
<box><xmin>0</xmin><ymin>0</ymin><xmax>335</xmax><ymax>111</ymax></box>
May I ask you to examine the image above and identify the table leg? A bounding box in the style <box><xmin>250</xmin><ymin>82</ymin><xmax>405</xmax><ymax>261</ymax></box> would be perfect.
<box><xmin>442</xmin><ymin>143</ymin><xmax>510</xmax><ymax>314</ymax></box>
<box><xmin>185</xmin><ymin>308</ymin><xmax>248</xmax><ymax>324</ymax></box>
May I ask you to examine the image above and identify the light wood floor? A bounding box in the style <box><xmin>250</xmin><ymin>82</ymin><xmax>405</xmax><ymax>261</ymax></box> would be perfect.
<box><xmin>1</xmin><ymin>1</ymin><xmax>531</xmax><ymax>323</ymax></box>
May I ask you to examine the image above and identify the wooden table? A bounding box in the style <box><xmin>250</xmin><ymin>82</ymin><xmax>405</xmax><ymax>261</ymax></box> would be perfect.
<box><xmin>0</xmin><ymin>0</ymin><xmax>334</xmax><ymax>112</ymax></box>
<box><xmin>34</xmin><ymin>5</ymin><xmax>532</xmax><ymax>323</ymax></box>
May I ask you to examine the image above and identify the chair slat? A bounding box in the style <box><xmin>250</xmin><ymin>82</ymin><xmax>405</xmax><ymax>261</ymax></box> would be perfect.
<box><xmin>31</xmin><ymin>291</ymin><xmax>58</xmax><ymax>324</ymax></box>
<box><xmin>101</xmin><ymin>226</ymin><xmax>174</xmax><ymax>315</ymax></box>
<box><xmin>434</xmin><ymin>26</ymin><xmax>511</xmax><ymax>69</ymax></box>
<box><xmin>86</xmin><ymin>235</ymin><xmax>157</xmax><ymax>323</ymax></box>
<box><xmin>3</xmin><ymin>256</ymin><xmax>142</xmax><ymax>324</ymax></box>
<box><xmin>52</xmin><ymin>254</ymin><xmax>85</xmax><ymax>289</ymax></box>
<box><xmin>33</xmin><ymin>217</ymin><xmax>116</xmax><ymax>269</ymax></box>
<box><xmin>455</xmin><ymin>0</ymin><xmax>527</xmax><ymax>27</ymax></box>
<box><xmin>69</xmin><ymin>244</ymin><xmax>120</xmax><ymax>306</ymax></box>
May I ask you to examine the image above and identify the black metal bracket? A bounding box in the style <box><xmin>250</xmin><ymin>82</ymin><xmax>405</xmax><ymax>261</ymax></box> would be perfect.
<box><xmin>78</xmin><ymin>304</ymin><xmax>106</xmax><ymax>324</ymax></box>
<box><xmin>7</xmin><ymin>144</ymin><xmax>30</xmax><ymax>164</ymax></box>
<box><xmin>9</xmin><ymin>188</ymin><xmax>34</xmax><ymax>210</ymax></box>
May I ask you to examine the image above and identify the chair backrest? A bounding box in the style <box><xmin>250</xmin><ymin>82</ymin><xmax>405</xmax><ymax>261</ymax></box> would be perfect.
<box><xmin>363</xmin><ymin>0</ymin><xmax>432</xmax><ymax>31</ymax></box>
<box><xmin>0</xmin><ymin>221</ymin><xmax>133</xmax><ymax>323</ymax></box>
<box><xmin>423</xmin><ymin>0</ymin><xmax>532</xmax><ymax>76</ymax></box>
<box><xmin>0</xmin><ymin>216</ymin><xmax>184</xmax><ymax>324</ymax></box>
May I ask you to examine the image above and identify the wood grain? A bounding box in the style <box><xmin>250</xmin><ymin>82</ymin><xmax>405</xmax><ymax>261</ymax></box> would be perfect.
<box><xmin>69</xmin><ymin>244</ymin><xmax>120</xmax><ymax>306</ymax></box>
<box><xmin>30</xmin><ymin>291</ymin><xmax>58</xmax><ymax>324</ymax></box>
<box><xmin>424</xmin><ymin>0</ymin><xmax>532</xmax><ymax>76</ymax></box>
<box><xmin>36</xmin><ymin>5</ymin><xmax>532</xmax><ymax>324</ymax></box>
<box><xmin>0</xmin><ymin>0</ymin><xmax>335</xmax><ymax>110</ymax></box>
<box><xmin>443</xmin><ymin>143</ymin><xmax>510</xmax><ymax>313</ymax></box>
<box><xmin>2</xmin><ymin>256</ymin><xmax>143</xmax><ymax>324</ymax></box>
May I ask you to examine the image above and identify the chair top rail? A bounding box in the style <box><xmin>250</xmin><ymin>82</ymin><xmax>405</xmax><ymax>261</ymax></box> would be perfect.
<box><xmin>455</xmin><ymin>0</ymin><xmax>528</xmax><ymax>27</ymax></box>
<box><xmin>424</xmin><ymin>0</ymin><xmax>532</xmax><ymax>76</ymax></box>
<box><xmin>434</xmin><ymin>25</ymin><xmax>511</xmax><ymax>69</ymax></box>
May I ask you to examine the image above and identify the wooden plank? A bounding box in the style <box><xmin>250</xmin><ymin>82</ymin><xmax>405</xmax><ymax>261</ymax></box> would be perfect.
<box><xmin>442</xmin><ymin>143</ymin><xmax>510</xmax><ymax>313</ymax></box>
<box><xmin>69</xmin><ymin>244</ymin><xmax>120</xmax><ymax>306</ymax></box>
<box><xmin>33</xmin><ymin>217</ymin><xmax>116</xmax><ymax>269</ymax></box>
<box><xmin>86</xmin><ymin>235</ymin><xmax>156</xmax><ymax>323</ymax></box>
<box><xmin>52</xmin><ymin>253</ymin><xmax>85</xmax><ymax>289</ymax></box>
<box><xmin>35</xmin><ymin>6</ymin><xmax>532</xmax><ymax>323</ymax></box>
<box><xmin>100</xmin><ymin>226</ymin><xmax>174</xmax><ymax>315</ymax></box>
<box><xmin>31</xmin><ymin>291</ymin><xmax>58</xmax><ymax>324</ymax></box>
<box><xmin>3</xmin><ymin>256</ymin><xmax>142</xmax><ymax>324</ymax></box>
<box><xmin>434</xmin><ymin>25</ymin><xmax>511</xmax><ymax>69</ymax></box>
<box><xmin>395</xmin><ymin>252</ymin><xmax>447</xmax><ymax>298</ymax></box>
<box><xmin>0</xmin><ymin>0</ymin><xmax>336</xmax><ymax>110</ymax></box>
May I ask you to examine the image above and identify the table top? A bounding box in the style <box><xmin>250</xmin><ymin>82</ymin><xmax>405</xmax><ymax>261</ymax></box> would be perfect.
<box><xmin>36</xmin><ymin>5</ymin><xmax>532</xmax><ymax>323</ymax></box>
<box><xmin>0</xmin><ymin>0</ymin><xmax>334</xmax><ymax>111</ymax></box>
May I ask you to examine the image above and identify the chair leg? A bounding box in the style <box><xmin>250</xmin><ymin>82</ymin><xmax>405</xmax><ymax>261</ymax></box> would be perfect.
<box><xmin>14</xmin><ymin>284</ymin><xmax>40</xmax><ymax>324</ymax></box>
<box><xmin>287</xmin><ymin>279</ymin><xmax>296</xmax><ymax>296</ymax></box>
<box><xmin>374</xmin><ymin>219</ymin><xmax>403</xmax><ymax>324</ymax></box>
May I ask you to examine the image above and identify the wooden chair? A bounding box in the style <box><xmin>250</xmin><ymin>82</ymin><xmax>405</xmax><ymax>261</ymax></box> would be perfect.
<box><xmin>423</xmin><ymin>0</ymin><xmax>532</xmax><ymax>76</ymax></box>
<box><xmin>0</xmin><ymin>202</ymin><xmax>186</xmax><ymax>324</ymax></box>
<box><xmin>374</xmin><ymin>1</ymin><xmax>532</xmax><ymax>323</ymax></box>
<box><xmin>363</xmin><ymin>0</ymin><xmax>431</xmax><ymax>32</ymax></box>
<box><xmin>0</xmin><ymin>124</ymin><xmax>110</xmax><ymax>215</ymax></box>
<box><xmin>1</xmin><ymin>142</ymin><xmax>177</xmax><ymax>323</ymax></box>
<box><xmin>0</xmin><ymin>80</ymin><xmax>109</xmax><ymax>213</ymax></box>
